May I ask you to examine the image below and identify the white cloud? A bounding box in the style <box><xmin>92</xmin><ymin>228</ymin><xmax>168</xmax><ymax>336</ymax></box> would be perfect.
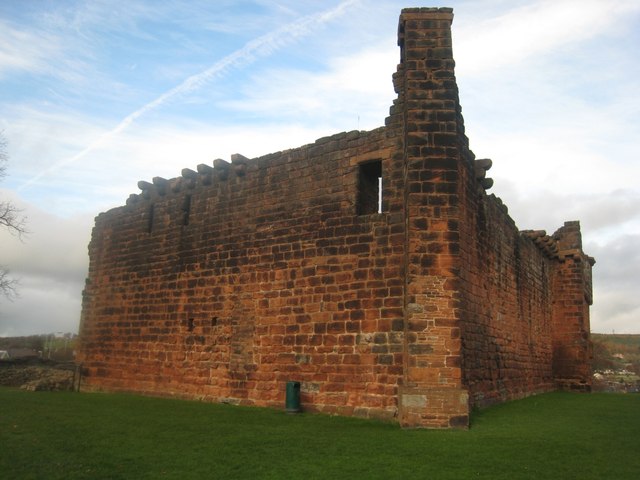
<box><xmin>589</xmin><ymin>233</ymin><xmax>640</xmax><ymax>333</ymax></box>
<box><xmin>454</xmin><ymin>0</ymin><xmax>640</xmax><ymax>76</ymax></box>
<box><xmin>0</xmin><ymin>19</ymin><xmax>61</xmax><ymax>78</ymax></box>
<box><xmin>452</xmin><ymin>1</ymin><xmax>640</xmax><ymax>245</ymax></box>
<box><xmin>0</xmin><ymin>276</ymin><xmax>82</xmax><ymax>337</ymax></box>
<box><xmin>17</xmin><ymin>0</ymin><xmax>361</xmax><ymax>191</ymax></box>
<box><xmin>0</xmin><ymin>192</ymin><xmax>91</xmax><ymax>336</ymax></box>
<box><xmin>221</xmin><ymin>45</ymin><xmax>397</xmax><ymax>129</ymax></box>
<box><xmin>2</xmin><ymin>107</ymin><xmax>110</xmax><ymax>175</ymax></box>
<box><xmin>2</xmin><ymin>202</ymin><xmax>91</xmax><ymax>282</ymax></box>
<box><xmin>492</xmin><ymin>186</ymin><xmax>640</xmax><ymax>236</ymax></box>
<box><xmin>591</xmin><ymin>291</ymin><xmax>640</xmax><ymax>334</ymax></box>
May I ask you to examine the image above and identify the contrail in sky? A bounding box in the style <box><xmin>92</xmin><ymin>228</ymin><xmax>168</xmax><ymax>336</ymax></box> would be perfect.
<box><xmin>19</xmin><ymin>0</ymin><xmax>360</xmax><ymax>190</ymax></box>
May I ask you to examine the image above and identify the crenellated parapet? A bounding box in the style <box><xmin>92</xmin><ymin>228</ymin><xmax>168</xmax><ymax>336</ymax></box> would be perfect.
<box><xmin>121</xmin><ymin>128</ymin><xmax>379</xmax><ymax>209</ymax></box>
<box><xmin>521</xmin><ymin>224</ymin><xmax>596</xmax><ymax>267</ymax></box>
<box><xmin>521</xmin><ymin>229</ymin><xmax>560</xmax><ymax>259</ymax></box>
<box><xmin>126</xmin><ymin>154</ymin><xmax>251</xmax><ymax>205</ymax></box>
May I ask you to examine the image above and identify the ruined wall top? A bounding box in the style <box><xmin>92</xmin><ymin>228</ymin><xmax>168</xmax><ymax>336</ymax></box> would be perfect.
<box><xmin>400</xmin><ymin>7</ymin><xmax>453</xmax><ymax>17</ymax></box>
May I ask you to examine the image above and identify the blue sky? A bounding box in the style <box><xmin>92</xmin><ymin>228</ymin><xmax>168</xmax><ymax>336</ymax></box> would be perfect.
<box><xmin>1</xmin><ymin>0</ymin><xmax>639</xmax><ymax>336</ymax></box>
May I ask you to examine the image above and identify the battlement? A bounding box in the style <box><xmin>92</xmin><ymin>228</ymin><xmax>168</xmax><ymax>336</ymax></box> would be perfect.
<box><xmin>124</xmin><ymin>129</ymin><xmax>372</xmax><ymax>206</ymax></box>
<box><xmin>129</xmin><ymin>154</ymin><xmax>245</xmax><ymax>205</ymax></box>
<box><xmin>522</xmin><ymin>223</ymin><xmax>597</xmax><ymax>263</ymax></box>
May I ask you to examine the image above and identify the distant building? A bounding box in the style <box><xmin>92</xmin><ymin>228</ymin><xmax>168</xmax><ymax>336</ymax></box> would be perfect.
<box><xmin>6</xmin><ymin>348</ymin><xmax>39</xmax><ymax>360</ymax></box>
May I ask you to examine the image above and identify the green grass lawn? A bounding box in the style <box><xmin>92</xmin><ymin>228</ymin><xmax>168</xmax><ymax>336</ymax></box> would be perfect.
<box><xmin>1</xmin><ymin>388</ymin><xmax>638</xmax><ymax>479</ymax></box>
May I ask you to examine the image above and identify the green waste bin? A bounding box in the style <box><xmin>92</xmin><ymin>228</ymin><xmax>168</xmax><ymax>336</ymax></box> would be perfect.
<box><xmin>285</xmin><ymin>381</ymin><xmax>301</xmax><ymax>413</ymax></box>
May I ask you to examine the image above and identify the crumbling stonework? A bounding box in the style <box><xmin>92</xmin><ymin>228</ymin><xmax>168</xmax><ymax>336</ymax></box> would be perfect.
<box><xmin>77</xmin><ymin>7</ymin><xmax>594</xmax><ymax>428</ymax></box>
<box><xmin>0</xmin><ymin>361</ymin><xmax>77</xmax><ymax>391</ymax></box>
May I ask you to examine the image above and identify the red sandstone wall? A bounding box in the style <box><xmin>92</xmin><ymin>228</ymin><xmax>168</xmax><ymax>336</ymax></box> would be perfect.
<box><xmin>459</xmin><ymin>191</ymin><xmax>557</xmax><ymax>408</ymax></box>
<box><xmin>393</xmin><ymin>7</ymin><xmax>470</xmax><ymax>428</ymax></box>
<box><xmin>551</xmin><ymin>222</ymin><xmax>593</xmax><ymax>391</ymax></box>
<box><xmin>392</xmin><ymin>8</ymin><xmax>592</xmax><ymax>424</ymax></box>
<box><xmin>458</xmin><ymin>170</ymin><xmax>593</xmax><ymax>407</ymax></box>
<box><xmin>78</xmin><ymin>128</ymin><xmax>407</xmax><ymax>420</ymax></box>
<box><xmin>78</xmin><ymin>7</ymin><xmax>593</xmax><ymax>429</ymax></box>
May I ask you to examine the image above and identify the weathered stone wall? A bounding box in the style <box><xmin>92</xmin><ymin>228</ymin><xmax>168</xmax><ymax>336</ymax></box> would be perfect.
<box><xmin>550</xmin><ymin>221</ymin><xmax>594</xmax><ymax>391</ymax></box>
<box><xmin>460</xmin><ymin>193</ymin><xmax>556</xmax><ymax>408</ymax></box>
<box><xmin>392</xmin><ymin>7</ymin><xmax>471</xmax><ymax>428</ymax></box>
<box><xmin>79</xmin><ymin>127</ymin><xmax>407</xmax><ymax>421</ymax></box>
<box><xmin>78</xmin><ymin>7</ymin><xmax>593</xmax><ymax>428</ymax></box>
<box><xmin>458</xmin><ymin>188</ymin><xmax>594</xmax><ymax>408</ymax></box>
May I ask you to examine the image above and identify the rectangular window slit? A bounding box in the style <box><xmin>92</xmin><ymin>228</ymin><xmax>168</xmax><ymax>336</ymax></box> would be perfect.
<box><xmin>147</xmin><ymin>204</ymin><xmax>155</xmax><ymax>233</ymax></box>
<box><xmin>182</xmin><ymin>195</ymin><xmax>192</xmax><ymax>226</ymax></box>
<box><xmin>357</xmin><ymin>160</ymin><xmax>383</xmax><ymax>215</ymax></box>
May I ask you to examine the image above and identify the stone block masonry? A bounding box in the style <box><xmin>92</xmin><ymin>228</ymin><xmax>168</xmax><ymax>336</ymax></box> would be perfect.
<box><xmin>77</xmin><ymin>7</ymin><xmax>594</xmax><ymax>428</ymax></box>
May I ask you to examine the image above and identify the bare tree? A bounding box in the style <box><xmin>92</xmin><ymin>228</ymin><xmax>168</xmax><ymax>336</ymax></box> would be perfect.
<box><xmin>0</xmin><ymin>132</ymin><xmax>27</xmax><ymax>299</ymax></box>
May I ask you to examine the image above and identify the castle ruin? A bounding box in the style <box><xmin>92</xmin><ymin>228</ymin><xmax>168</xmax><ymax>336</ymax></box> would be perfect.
<box><xmin>77</xmin><ymin>8</ymin><xmax>594</xmax><ymax>428</ymax></box>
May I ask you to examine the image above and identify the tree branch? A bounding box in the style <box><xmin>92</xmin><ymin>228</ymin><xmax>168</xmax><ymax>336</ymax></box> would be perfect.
<box><xmin>0</xmin><ymin>267</ymin><xmax>19</xmax><ymax>301</ymax></box>
<box><xmin>1</xmin><ymin>131</ymin><xmax>28</xmax><ymax>299</ymax></box>
<box><xmin>0</xmin><ymin>200</ymin><xmax>27</xmax><ymax>238</ymax></box>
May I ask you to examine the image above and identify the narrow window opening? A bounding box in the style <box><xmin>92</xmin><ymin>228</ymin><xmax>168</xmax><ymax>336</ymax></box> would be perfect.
<box><xmin>211</xmin><ymin>316</ymin><xmax>218</xmax><ymax>327</ymax></box>
<box><xmin>398</xmin><ymin>23</ymin><xmax>405</xmax><ymax>64</ymax></box>
<box><xmin>147</xmin><ymin>204</ymin><xmax>155</xmax><ymax>233</ymax></box>
<box><xmin>357</xmin><ymin>160</ymin><xmax>383</xmax><ymax>215</ymax></box>
<box><xmin>187</xmin><ymin>318</ymin><xmax>194</xmax><ymax>332</ymax></box>
<box><xmin>181</xmin><ymin>195</ymin><xmax>192</xmax><ymax>226</ymax></box>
